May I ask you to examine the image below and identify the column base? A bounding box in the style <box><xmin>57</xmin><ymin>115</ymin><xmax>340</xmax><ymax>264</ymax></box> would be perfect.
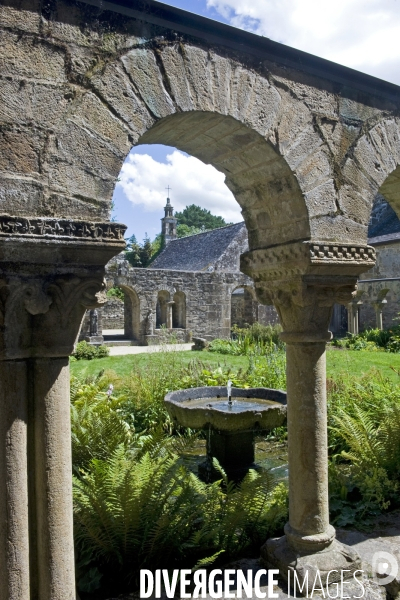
<box><xmin>261</xmin><ymin>535</ymin><xmax>361</xmax><ymax>596</ymax></box>
<box><xmin>85</xmin><ymin>335</ymin><xmax>104</xmax><ymax>346</ymax></box>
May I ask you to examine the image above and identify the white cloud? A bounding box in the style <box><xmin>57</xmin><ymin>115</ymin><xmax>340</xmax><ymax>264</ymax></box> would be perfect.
<box><xmin>206</xmin><ymin>0</ymin><xmax>400</xmax><ymax>84</ymax></box>
<box><xmin>117</xmin><ymin>150</ymin><xmax>242</xmax><ymax>223</ymax></box>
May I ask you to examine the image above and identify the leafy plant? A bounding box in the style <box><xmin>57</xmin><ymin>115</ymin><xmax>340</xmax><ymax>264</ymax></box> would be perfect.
<box><xmin>327</xmin><ymin>370</ymin><xmax>400</xmax><ymax>525</ymax></box>
<box><xmin>209</xmin><ymin>324</ymin><xmax>284</xmax><ymax>356</ymax></box>
<box><xmin>73</xmin><ymin>341</ymin><xmax>110</xmax><ymax>361</ymax></box>
<box><xmin>332</xmin><ymin>326</ymin><xmax>400</xmax><ymax>352</ymax></box>
<box><xmin>70</xmin><ymin>375</ymin><xmax>132</xmax><ymax>470</ymax></box>
<box><xmin>106</xmin><ymin>286</ymin><xmax>124</xmax><ymax>301</ymax></box>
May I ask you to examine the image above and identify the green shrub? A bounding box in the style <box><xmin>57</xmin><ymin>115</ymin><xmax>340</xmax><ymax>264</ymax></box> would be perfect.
<box><xmin>106</xmin><ymin>285</ymin><xmax>124</xmax><ymax>301</ymax></box>
<box><xmin>332</xmin><ymin>326</ymin><xmax>400</xmax><ymax>352</ymax></box>
<box><xmin>73</xmin><ymin>341</ymin><xmax>110</xmax><ymax>361</ymax></box>
<box><xmin>232</xmin><ymin>322</ymin><xmax>283</xmax><ymax>346</ymax></box>
<box><xmin>209</xmin><ymin>324</ymin><xmax>284</xmax><ymax>356</ymax></box>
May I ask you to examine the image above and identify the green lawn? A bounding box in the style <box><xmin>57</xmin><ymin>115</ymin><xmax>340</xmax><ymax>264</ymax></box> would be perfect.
<box><xmin>71</xmin><ymin>348</ymin><xmax>400</xmax><ymax>384</ymax></box>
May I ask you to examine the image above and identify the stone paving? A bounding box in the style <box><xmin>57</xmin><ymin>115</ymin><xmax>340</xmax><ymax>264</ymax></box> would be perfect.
<box><xmin>108</xmin><ymin>343</ymin><xmax>193</xmax><ymax>356</ymax></box>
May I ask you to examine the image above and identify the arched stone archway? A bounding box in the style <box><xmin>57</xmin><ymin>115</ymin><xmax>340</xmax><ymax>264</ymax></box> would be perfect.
<box><xmin>172</xmin><ymin>291</ymin><xmax>186</xmax><ymax>329</ymax></box>
<box><xmin>156</xmin><ymin>290</ymin><xmax>171</xmax><ymax>329</ymax></box>
<box><xmin>120</xmin><ymin>286</ymin><xmax>141</xmax><ymax>341</ymax></box>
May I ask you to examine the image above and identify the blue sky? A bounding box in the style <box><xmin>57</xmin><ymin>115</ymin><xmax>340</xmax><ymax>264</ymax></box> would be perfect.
<box><xmin>112</xmin><ymin>0</ymin><xmax>400</xmax><ymax>241</ymax></box>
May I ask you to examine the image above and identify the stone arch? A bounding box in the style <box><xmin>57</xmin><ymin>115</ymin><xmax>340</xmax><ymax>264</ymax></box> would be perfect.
<box><xmin>156</xmin><ymin>290</ymin><xmax>170</xmax><ymax>328</ymax></box>
<box><xmin>119</xmin><ymin>286</ymin><xmax>140</xmax><ymax>341</ymax></box>
<box><xmin>138</xmin><ymin>112</ymin><xmax>310</xmax><ymax>250</ymax></box>
<box><xmin>172</xmin><ymin>291</ymin><xmax>186</xmax><ymax>329</ymax></box>
<box><xmin>341</xmin><ymin>117</ymin><xmax>400</xmax><ymax>242</ymax></box>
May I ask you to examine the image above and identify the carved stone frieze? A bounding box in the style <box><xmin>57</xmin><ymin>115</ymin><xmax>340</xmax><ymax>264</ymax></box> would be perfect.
<box><xmin>0</xmin><ymin>216</ymin><xmax>126</xmax><ymax>242</ymax></box>
<box><xmin>241</xmin><ymin>241</ymin><xmax>376</xmax><ymax>282</ymax></box>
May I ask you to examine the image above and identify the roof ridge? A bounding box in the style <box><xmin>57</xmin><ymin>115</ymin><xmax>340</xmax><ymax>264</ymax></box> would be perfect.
<box><xmin>167</xmin><ymin>220</ymin><xmax>245</xmax><ymax>243</ymax></box>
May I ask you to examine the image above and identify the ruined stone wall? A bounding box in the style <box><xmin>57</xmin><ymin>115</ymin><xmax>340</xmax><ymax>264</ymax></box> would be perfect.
<box><xmin>358</xmin><ymin>240</ymin><xmax>400</xmax><ymax>329</ymax></box>
<box><xmin>115</xmin><ymin>264</ymin><xmax>252</xmax><ymax>342</ymax></box>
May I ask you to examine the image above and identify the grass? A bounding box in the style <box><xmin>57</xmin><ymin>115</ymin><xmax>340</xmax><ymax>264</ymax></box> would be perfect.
<box><xmin>71</xmin><ymin>347</ymin><xmax>400</xmax><ymax>384</ymax></box>
<box><xmin>70</xmin><ymin>350</ymin><xmax>249</xmax><ymax>379</ymax></box>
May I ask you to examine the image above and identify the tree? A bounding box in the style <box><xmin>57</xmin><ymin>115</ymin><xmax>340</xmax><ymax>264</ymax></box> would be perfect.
<box><xmin>174</xmin><ymin>205</ymin><xmax>229</xmax><ymax>231</ymax></box>
<box><xmin>125</xmin><ymin>234</ymin><xmax>158</xmax><ymax>268</ymax></box>
<box><xmin>176</xmin><ymin>224</ymin><xmax>203</xmax><ymax>238</ymax></box>
<box><xmin>139</xmin><ymin>234</ymin><xmax>153</xmax><ymax>267</ymax></box>
<box><xmin>125</xmin><ymin>234</ymin><xmax>142</xmax><ymax>267</ymax></box>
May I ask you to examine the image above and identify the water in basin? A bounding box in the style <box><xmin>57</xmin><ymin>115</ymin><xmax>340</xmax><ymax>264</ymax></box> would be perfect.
<box><xmin>181</xmin><ymin>396</ymin><xmax>280</xmax><ymax>413</ymax></box>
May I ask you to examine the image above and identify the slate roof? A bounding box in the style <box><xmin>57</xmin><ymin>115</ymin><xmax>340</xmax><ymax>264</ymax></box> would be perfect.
<box><xmin>149</xmin><ymin>222</ymin><xmax>246</xmax><ymax>271</ymax></box>
<box><xmin>368</xmin><ymin>201</ymin><xmax>400</xmax><ymax>239</ymax></box>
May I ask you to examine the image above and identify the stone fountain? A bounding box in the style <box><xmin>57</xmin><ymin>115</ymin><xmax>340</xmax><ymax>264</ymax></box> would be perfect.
<box><xmin>165</xmin><ymin>382</ymin><xmax>287</xmax><ymax>480</ymax></box>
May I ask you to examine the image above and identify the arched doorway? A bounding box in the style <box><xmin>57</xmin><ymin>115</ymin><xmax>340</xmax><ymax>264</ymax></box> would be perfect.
<box><xmin>172</xmin><ymin>291</ymin><xmax>186</xmax><ymax>329</ymax></box>
<box><xmin>156</xmin><ymin>291</ymin><xmax>170</xmax><ymax>328</ymax></box>
<box><xmin>122</xmin><ymin>287</ymin><xmax>141</xmax><ymax>341</ymax></box>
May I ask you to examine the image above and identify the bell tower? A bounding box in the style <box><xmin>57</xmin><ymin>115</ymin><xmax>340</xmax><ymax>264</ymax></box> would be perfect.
<box><xmin>161</xmin><ymin>186</ymin><xmax>177</xmax><ymax>244</ymax></box>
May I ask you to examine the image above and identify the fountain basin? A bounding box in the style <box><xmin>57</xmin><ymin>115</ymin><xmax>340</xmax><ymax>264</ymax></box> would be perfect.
<box><xmin>165</xmin><ymin>386</ymin><xmax>287</xmax><ymax>431</ymax></box>
<box><xmin>165</xmin><ymin>386</ymin><xmax>287</xmax><ymax>481</ymax></box>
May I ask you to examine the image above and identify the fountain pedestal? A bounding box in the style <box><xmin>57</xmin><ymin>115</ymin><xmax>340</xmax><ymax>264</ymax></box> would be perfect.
<box><xmin>199</xmin><ymin>429</ymin><xmax>256</xmax><ymax>481</ymax></box>
<box><xmin>165</xmin><ymin>386</ymin><xmax>287</xmax><ymax>482</ymax></box>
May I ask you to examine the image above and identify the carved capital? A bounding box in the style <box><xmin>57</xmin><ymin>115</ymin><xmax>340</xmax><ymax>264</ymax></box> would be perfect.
<box><xmin>0</xmin><ymin>274</ymin><xmax>108</xmax><ymax>359</ymax></box>
<box><xmin>258</xmin><ymin>277</ymin><xmax>357</xmax><ymax>342</ymax></box>
<box><xmin>0</xmin><ymin>216</ymin><xmax>126</xmax><ymax>359</ymax></box>
<box><xmin>241</xmin><ymin>240</ymin><xmax>375</xmax><ymax>343</ymax></box>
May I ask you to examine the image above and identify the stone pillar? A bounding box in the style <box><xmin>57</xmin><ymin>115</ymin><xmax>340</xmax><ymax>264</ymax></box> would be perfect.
<box><xmin>0</xmin><ymin>361</ymin><xmax>29</xmax><ymax>600</ymax></box>
<box><xmin>32</xmin><ymin>358</ymin><xmax>75</xmax><ymax>599</ymax></box>
<box><xmin>241</xmin><ymin>241</ymin><xmax>375</xmax><ymax>593</ymax></box>
<box><xmin>374</xmin><ymin>298</ymin><xmax>387</xmax><ymax>330</ymax></box>
<box><xmin>167</xmin><ymin>301</ymin><xmax>174</xmax><ymax>329</ymax></box>
<box><xmin>347</xmin><ymin>292</ymin><xmax>363</xmax><ymax>334</ymax></box>
<box><xmin>347</xmin><ymin>301</ymin><xmax>356</xmax><ymax>333</ymax></box>
<box><xmin>0</xmin><ymin>216</ymin><xmax>126</xmax><ymax>600</ymax></box>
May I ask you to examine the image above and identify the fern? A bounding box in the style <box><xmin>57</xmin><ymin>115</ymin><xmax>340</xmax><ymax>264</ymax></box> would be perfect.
<box><xmin>73</xmin><ymin>443</ymin><xmax>287</xmax><ymax>594</ymax></box>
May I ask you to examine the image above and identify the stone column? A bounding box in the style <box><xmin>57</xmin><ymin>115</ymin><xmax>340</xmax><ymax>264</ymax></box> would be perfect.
<box><xmin>347</xmin><ymin>291</ymin><xmax>364</xmax><ymax>334</ymax></box>
<box><xmin>167</xmin><ymin>301</ymin><xmax>174</xmax><ymax>329</ymax></box>
<box><xmin>0</xmin><ymin>361</ymin><xmax>29</xmax><ymax>600</ymax></box>
<box><xmin>32</xmin><ymin>358</ymin><xmax>75</xmax><ymax>599</ymax></box>
<box><xmin>347</xmin><ymin>301</ymin><xmax>356</xmax><ymax>333</ymax></box>
<box><xmin>0</xmin><ymin>216</ymin><xmax>126</xmax><ymax>600</ymax></box>
<box><xmin>241</xmin><ymin>241</ymin><xmax>375</xmax><ymax>593</ymax></box>
<box><xmin>374</xmin><ymin>298</ymin><xmax>387</xmax><ymax>330</ymax></box>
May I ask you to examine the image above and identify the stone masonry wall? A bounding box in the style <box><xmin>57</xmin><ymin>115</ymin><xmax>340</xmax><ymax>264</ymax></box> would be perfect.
<box><xmin>102</xmin><ymin>298</ymin><xmax>124</xmax><ymax>329</ymax></box>
<box><xmin>116</xmin><ymin>264</ymin><xmax>251</xmax><ymax>342</ymax></box>
<box><xmin>358</xmin><ymin>241</ymin><xmax>400</xmax><ymax>329</ymax></box>
<box><xmin>102</xmin><ymin>261</ymin><xmax>279</xmax><ymax>343</ymax></box>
